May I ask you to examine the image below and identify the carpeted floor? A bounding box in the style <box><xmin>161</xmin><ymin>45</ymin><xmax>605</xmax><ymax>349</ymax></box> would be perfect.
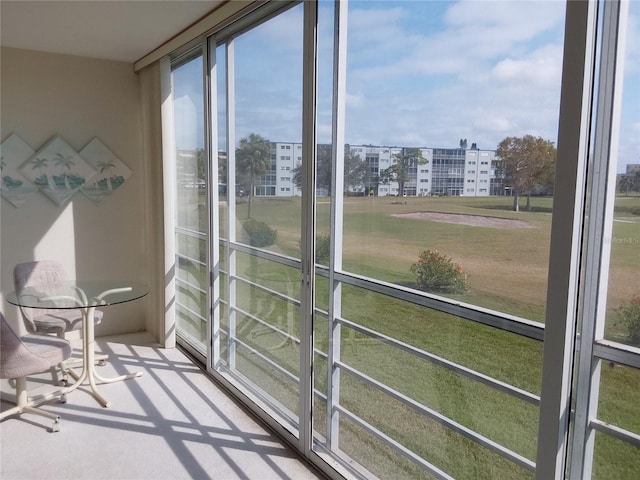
<box><xmin>0</xmin><ymin>332</ymin><xmax>323</xmax><ymax>480</ymax></box>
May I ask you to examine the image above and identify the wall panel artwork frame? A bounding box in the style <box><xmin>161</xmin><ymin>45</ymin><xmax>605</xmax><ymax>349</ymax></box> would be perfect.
<box><xmin>0</xmin><ymin>134</ymin><xmax>38</xmax><ymax>207</ymax></box>
<box><xmin>19</xmin><ymin>135</ymin><xmax>97</xmax><ymax>206</ymax></box>
<box><xmin>80</xmin><ymin>138</ymin><xmax>132</xmax><ymax>202</ymax></box>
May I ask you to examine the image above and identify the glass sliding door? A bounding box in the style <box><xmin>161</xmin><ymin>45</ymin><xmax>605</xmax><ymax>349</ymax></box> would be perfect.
<box><xmin>313</xmin><ymin>1</ymin><xmax>565</xmax><ymax>479</ymax></box>
<box><xmin>568</xmin><ymin>1</ymin><xmax>640</xmax><ymax>478</ymax></box>
<box><xmin>172</xmin><ymin>52</ymin><xmax>209</xmax><ymax>354</ymax></box>
<box><xmin>166</xmin><ymin>1</ymin><xmax>639</xmax><ymax>479</ymax></box>
<box><xmin>213</xmin><ymin>2</ymin><xmax>307</xmax><ymax>436</ymax></box>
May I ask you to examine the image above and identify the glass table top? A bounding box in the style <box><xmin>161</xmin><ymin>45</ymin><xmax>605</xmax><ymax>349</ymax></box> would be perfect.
<box><xmin>6</xmin><ymin>280</ymin><xmax>149</xmax><ymax>309</ymax></box>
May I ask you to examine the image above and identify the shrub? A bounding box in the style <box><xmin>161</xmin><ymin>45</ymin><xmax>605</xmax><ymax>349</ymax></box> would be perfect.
<box><xmin>315</xmin><ymin>233</ymin><xmax>331</xmax><ymax>265</ymax></box>
<box><xmin>297</xmin><ymin>233</ymin><xmax>331</xmax><ymax>265</ymax></box>
<box><xmin>616</xmin><ymin>295</ymin><xmax>640</xmax><ymax>345</ymax></box>
<box><xmin>242</xmin><ymin>218</ymin><xmax>277</xmax><ymax>247</ymax></box>
<box><xmin>410</xmin><ymin>249</ymin><xmax>467</xmax><ymax>293</ymax></box>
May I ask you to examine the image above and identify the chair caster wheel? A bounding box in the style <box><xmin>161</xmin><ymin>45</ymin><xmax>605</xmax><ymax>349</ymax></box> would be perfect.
<box><xmin>97</xmin><ymin>359</ymin><xmax>107</xmax><ymax>367</ymax></box>
<box><xmin>59</xmin><ymin>394</ymin><xmax>67</xmax><ymax>404</ymax></box>
<box><xmin>58</xmin><ymin>379</ymin><xmax>68</xmax><ymax>387</ymax></box>
<box><xmin>51</xmin><ymin>421</ymin><xmax>60</xmax><ymax>433</ymax></box>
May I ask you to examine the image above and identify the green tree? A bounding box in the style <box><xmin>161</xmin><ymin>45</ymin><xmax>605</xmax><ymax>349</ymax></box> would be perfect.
<box><xmin>344</xmin><ymin>149</ymin><xmax>368</xmax><ymax>194</ymax></box>
<box><xmin>236</xmin><ymin>133</ymin><xmax>271</xmax><ymax>218</ymax></box>
<box><xmin>618</xmin><ymin>172</ymin><xmax>640</xmax><ymax>195</ymax></box>
<box><xmin>291</xmin><ymin>144</ymin><xmax>367</xmax><ymax>195</ymax></box>
<box><xmin>380</xmin><ymin>147</ymin><xmax>426</xmax><ymax>196</ymax></box>
<box><xmin>195</xmin><ymin>148</ymin><xmax>207</xmax><ymax>188</ymax></box>
<box><xmin>496</xmin><ymin>135</ymin><xmax>557</xmax><ymax>211</ymax></box>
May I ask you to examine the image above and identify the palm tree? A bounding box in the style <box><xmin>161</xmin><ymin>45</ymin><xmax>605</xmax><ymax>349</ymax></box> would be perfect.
<box><xmin>236</xmin><ymin>133</ymin><xmax>271</xmax><ymax>218</ymax></box>
<box><xmin>53</xmin><ymin>153</ymin><xmax>76</xmax><ymax>189</ymax></box>
<box><xmin>30</xmin><ymin>157</ymin><xmax>54</xmax><ymax>189</ymax></box>
<box><xmin>97</xmin><ymin>160</ymin><xmax>116</xmax><ymax>190</ymax></box>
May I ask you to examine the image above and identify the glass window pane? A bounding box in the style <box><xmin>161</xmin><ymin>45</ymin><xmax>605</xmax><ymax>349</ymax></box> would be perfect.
<box><xmin>593</xmin><ymin>431</ymin><xmax>640</xmax><ymax>480</ymax></box>
<box><xmin>593</xmin><ymin>3</ymin><xmax>640</xmax><ymax>477</ymax></box>
<box><xmin>173</xmin><ymin>54</ymin><xmax>208</xmax><ymax>349</ymax></box>
<box><xmin>604</xmin><ymin>0</ymin><xmax>640</xmax><ymax>348</ymax></box>
<box><xmin>314</xmin><ymin>1</ymin><xmax>565</xmax><ymax>478</ymax></box>
<box><xmin>341</xmin><ymin>0</ymin><xmax>565</xmax><ymax>322</ymax></box>
<box><xmin>217</xmin><ymin>3</ymin><xmax>304</xmax><ymax>434</ymax></box>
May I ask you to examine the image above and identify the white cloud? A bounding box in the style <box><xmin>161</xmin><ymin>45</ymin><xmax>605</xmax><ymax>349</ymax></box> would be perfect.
<box><xmin>492</xmin><ymin>44</ymin><xmax>564</xmax><ymax>87</ymax></box>
<box><xmin>346</xmin><ymin>92</ymin><xmax>365</xmax><ymax>108</ymax></box>
<box><xmin>339</xmin><ymin>1</ymin><xmax>566</xmax><ymax>150</ymax></box>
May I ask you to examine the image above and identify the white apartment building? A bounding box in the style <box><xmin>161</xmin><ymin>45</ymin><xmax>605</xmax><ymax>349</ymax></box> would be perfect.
<box><xmin>255</xmin><ymin>142</ymin><xmax>496</xmax><ymax>197</ymax></box>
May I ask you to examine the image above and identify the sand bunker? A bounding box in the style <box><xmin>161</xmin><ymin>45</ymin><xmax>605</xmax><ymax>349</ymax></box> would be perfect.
<box><xmin>392</xmin><ymin>212</ymin><xmax>534</xmax><ymax>229</ymax></box>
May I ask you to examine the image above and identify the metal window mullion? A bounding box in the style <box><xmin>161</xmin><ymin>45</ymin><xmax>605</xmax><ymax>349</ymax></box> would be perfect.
<box><xmin>535</xmin><ymin>1</ymin><xmax>597</xmax><ymax>478</ymax></box>
<box><xmin>299</xmin><ymin>0</ymin><xmax>318</xmax><ymax>457</ymax></box>
<box><xmin>226</xmin><ymin>38</ymin><xmax>238</xmax><ymax>371</ymax></box>
<box><xmin>326</xmin><ymin>0</ymin><xmax>348</xmax><ymax>453</ymax></box>
<box><xmin>207</xmin><ymin>37</ymin><xmax>221</xmax><ymax>371</ymax></box>
<box><xmin>231</xmin><ymin>274</ymin><xmax>302</xmax><ymax>308</ymax></box>
<box><xmin>175</xmin><ymin>277</ymin><xmax>207</xmax><ymax>297</ymax></box>
<box><xmin>593</xmin><ymin>341</ymin><xmax>640</xmax><ymax>369</ymax></box>
<box><xmin>333</xmin><ymin>270</ymin><xmax>545</xmax><ymax>340</ymax></box>
<box><xmin>590</xmin><ymin>419</ymin><xmax>640</xmax><ymax>448</ymax></box>
<box><xmin>230</xmin><ymin>305</ymin><xmax>301</xmax><ymax>347</ymax></box>
<box><xmin>226</xmin><ymin>240</ymin><xmax>302</xmax><ymax>269</ymax></box>
<box><xmin>337</xmin><ymin>361</ymin><xmax>536</xmax><ymax>472</ymax></box>
<box><xmin>569</xmin><ymin>2</ymin><xmax>629</xmax><ymax>478</ymax></box>
<box><xmin>335</xmin><ymin>404</ymin><xmax>454</xmax><ymax>480</ymax></box>
<box><xmin>161</xmin><ymin>56</ymin><xmax>178</xmax><ymax>349</ymax></box>
<box><xmin>232</xmin><ymin>336</ymin><xmax>299</xmax><ymax>385</ymax></box>
<box><xmin>338</xmin><ymin>316</ymin><xmax>540</xmax><ymax>406</ymax></box>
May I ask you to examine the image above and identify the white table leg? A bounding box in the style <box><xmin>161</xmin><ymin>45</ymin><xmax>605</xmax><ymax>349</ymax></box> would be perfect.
<box><xmin>58</xmin><ymin>305</ymin><xmax>143</xmax><ymax>407</ymax></box>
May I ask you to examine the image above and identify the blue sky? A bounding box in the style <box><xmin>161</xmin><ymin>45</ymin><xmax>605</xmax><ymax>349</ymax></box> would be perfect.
<box><xmin>174</xmin><ymin>0</ymin><xmax>639</xmax><ymax>172</ymax></box>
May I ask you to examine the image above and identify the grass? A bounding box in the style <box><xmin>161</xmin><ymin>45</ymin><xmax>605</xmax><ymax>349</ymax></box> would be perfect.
<box><xmin>177</xmin><ymin>191</ymin><xmax>640</xmax><ymax>479</ymax></box>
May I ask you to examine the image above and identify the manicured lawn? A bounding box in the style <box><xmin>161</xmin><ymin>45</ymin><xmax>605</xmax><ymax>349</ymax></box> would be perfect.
<box><xmin>181</xmin><ymin>192</ymin><xmax>640</xmax><ymax>479</ymax></box>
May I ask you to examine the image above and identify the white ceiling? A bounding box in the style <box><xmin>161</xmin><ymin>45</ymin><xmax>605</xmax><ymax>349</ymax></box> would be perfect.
<box><xmin>0</xmin><ymin>1</ymin><xmax>224</xmax><ymax>63</ymax></box>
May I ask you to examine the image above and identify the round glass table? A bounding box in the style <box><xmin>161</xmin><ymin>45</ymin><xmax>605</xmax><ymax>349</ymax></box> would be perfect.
<box><xmin>6</xmin><ymin>280</ymin><xmax>149</xmax><ymax>407</ymax></box>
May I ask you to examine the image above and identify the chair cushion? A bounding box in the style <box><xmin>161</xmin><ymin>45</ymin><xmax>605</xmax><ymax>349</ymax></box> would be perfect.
<box><xmin>22</xmin><ymin>335</ymin><xmax>73</xmax><ymax>367</ymax></box>
<box><xmin>0</xmin><ymin>313</ymin><xmax>72</xmax><ymax>379</ymax></box>
<box><xmin>32</xmin><ymin>309</ymin><xmax>104</xmax><ymax>335</ymax></box>
<box><xmin>14</xmin><ymin>261</ymin><xmax>104</xmax><ymax>335</ymax></box>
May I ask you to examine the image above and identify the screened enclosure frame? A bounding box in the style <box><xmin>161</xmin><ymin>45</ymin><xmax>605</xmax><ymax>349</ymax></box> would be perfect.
<box><xmin>160</xmin><ymin>1</ymin><xmax>640</xmax><ymax>479</ymax></box>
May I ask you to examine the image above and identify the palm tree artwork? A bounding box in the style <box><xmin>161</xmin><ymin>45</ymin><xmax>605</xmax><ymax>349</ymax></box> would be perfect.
<box><xmin>53</xmin><ymin>152</ymin><xmax>76</xmax><ymax>189</ymax></box>
<box><xmin>18</xmin><ymin>136</ymin><xmax>97</xmax><ymax>205</ymax></box>
<box><xmin>0</xmin><ymin>133</ymin><xmax>38</xmax><ymax>207</ymax></box>
<box><xmin>79</xmin><ymin>138</ymin><xmax>131</xmax><ymax>202</ymax></box>
<box><xmin>29</xmin><ymin>157</ymin><xmax>52</xmax><ymax>188</ymax></box>
<box><xmin>97</xmin><ymin>160</ymin><xmax>116</xmax><ymax>190</ymax></box>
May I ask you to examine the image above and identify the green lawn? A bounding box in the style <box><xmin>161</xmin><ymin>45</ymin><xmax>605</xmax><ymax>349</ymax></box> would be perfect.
<box><xmin>179</xmin><ymin>192</ymin><xmax>640</xmax><ymax>479</ymax></box>
<box><xmin>235</xmin><ymin>194</ymin><xmax>638</xmax><ymax>324</ymax></box>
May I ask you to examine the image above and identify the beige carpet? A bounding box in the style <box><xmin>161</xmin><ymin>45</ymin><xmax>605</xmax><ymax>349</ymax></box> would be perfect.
<box><xmin>0</xmin><ymin>332</ymin><xmax>323</xmax><ymax>480</ymax></box>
